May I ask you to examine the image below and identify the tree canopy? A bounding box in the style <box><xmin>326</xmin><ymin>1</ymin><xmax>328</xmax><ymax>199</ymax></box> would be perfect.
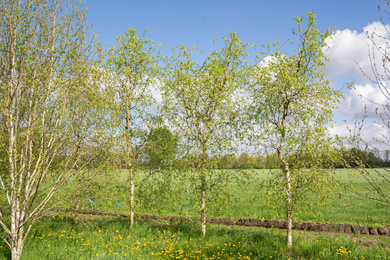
<box><xmin>248</xmin><ymin>12</ymin><xmax>342</xmax><ymax>248</ymax></box>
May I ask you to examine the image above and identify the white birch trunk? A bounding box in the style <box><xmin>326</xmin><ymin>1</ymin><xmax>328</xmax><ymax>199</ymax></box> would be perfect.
<box><xmin>130</xmin><ymin>169</ymin><xmax>135</xmax><ymax>228</ymax></box>
<box><xmin>278</xmin><ymin>105</ymin><xmax>293</xmax><ymax>248</ymax></box>
<box><xmin>10</xmin><ymin>226</ymin><xmax>24</xmax><ymax>260</ymax></box>
<box><xmin>0</xmin><ymin>1</ymin><xmax>103</xmax><ymax>259</ymax></box>
<box><xmin>285</xmin><ymin>168</ymin><xmax>293</xmax><ymax>248</ymax></box>
<box><xmin>201</xmin><ymin>173</ymin><xmax>206</xmax><ymax>237</ymax></box>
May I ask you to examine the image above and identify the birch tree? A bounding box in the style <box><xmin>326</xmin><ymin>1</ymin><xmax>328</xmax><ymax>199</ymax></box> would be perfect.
<box><xmin>248</xmin><ymin>13</ymin><xmax>342</xmax><ymax>248</ymax></box>
<box><xmin>162</xmin><ymin>32</ymin><xmax>250</xmax><ymax>236</ymax></box>
<box><xmin>0</xmin><ymin>0</ymin><xmax>106</xmax><ymax>259</ymax></box>
<box><xmin>105</xmin><ymin>28</ymin><xmax>160</xmax><ymax>227</ymax></box>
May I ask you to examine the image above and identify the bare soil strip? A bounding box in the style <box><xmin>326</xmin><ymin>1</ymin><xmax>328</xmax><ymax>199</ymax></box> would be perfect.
<box><xmin>70</xmin><ymin>209</ymin><xmax>390</xmax><ymax>237</ymax></box>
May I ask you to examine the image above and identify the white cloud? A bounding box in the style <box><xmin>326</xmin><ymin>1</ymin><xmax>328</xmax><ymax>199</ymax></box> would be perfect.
<box><xmin>258</xmin><ymin>55</ymin><xmax>280</xmax><ymax>67</ymax></box>
<box><xmin>341</xmin><ymin>83</ymin><xmax>389</xmax><ymax>118</ymax></box>
<box><xmin>150</xmin><ymin>79</ymin><xmax>162</xmax><ymax>104</ymax></box>
<box><xmin>324</xmin><ymin>21</ymin><xmax>390</xmax><ymax>82</ymax></box>
<box><xmin>330</xmin><ymin>121</ymin><xmax>390</xmax><ymax>151</ymax></box>
<box><xmin>325</xmin><ymin>22</ymin><xmax>390</xmax><ymax>120</ymax></box>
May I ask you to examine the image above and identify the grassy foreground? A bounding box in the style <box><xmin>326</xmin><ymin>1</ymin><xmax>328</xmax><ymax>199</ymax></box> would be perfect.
<box><xmin>1</xmin><ymin>169</ymin><xmax>389</xmax><ymax>259</ymax></box>
<box><xmin>1</xmin><ymin>214</ymin><xmax>387</xmax><ymax>260</ymax></box>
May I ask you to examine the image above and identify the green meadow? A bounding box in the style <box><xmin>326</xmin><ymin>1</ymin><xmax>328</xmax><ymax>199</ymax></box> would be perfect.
<box><xmin>2</xmin><ymin>169</ymin><xmax>389</xmax><ymax>259</ymax></box>
<box><xmin>63</xmin><ymin>169</ymin><xmax>390</xmax><ymax>226</ymax></box>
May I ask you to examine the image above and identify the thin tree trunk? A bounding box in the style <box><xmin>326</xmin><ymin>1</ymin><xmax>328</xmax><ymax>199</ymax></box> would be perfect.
<box><xmin>75</xmin><ymin>179</ymin><xmax>81</xmax><ymax>211</ymax></box>
<box><xmin>278</xmin><ymin>103</ymin><xmax>293</xmax><ymax>248</ymax></box>
<box><xmin>201</xmin><ymin>169</ymin><xmax>206</xmax><ymax>237</ymax></box>
<box><xmin>285</xmin><ymin>168</ymin><xmax>293</xmax><ymax>248</ymax></box>
<box><xmin>10</xmin><ymin>224</ymin><xmax>24</xmax><ymax>260</ymax></box>
<box><xmin>9</xmin><ymin>46</ymin><xmax>23</xmax><ymax>260</ymax></box>
<box><xmin>278</xmin><ymin>153</ymin><xmax>293</xmax><ymax>248</ymax></box>
<box><xmin>125</xmin><ymin>110</ymin><xmax>135</xmax><ymax>227</ymax></box>
<box><xmin>73</xmin><ymin>180</ymin><xmax>81</xmax><ymax>222</ymax></box>
<box><xmin>130</xmin><ymin>168</ymin><xmax>135</xmax><ymax>227</ymax></box>
<box><xmin>75</xmin><ymin>135</ymin><xmax>81</xmax><ymax>212</ymax></box>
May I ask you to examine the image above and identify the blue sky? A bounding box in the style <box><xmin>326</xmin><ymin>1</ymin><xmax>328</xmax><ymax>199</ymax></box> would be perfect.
<box><xmin>86</xmin><ymin>0</ymin><xmax>390</xmax><ymax>151</ymax></box>
<box><xmin>87</xmin><ymin>0</ymin><xmax>382</xmax><ymax>60</ymax></box>
<box><xmin>87</xmin><ymin>0</ymin><xmax>381</xmax><ymax>46</ymax></box>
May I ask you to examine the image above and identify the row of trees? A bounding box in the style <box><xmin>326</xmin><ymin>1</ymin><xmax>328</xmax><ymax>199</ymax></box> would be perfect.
<box><xmin>339</xmin><ymin>148</ymin><xmax>390</xmax><ymax>168</ymax></box>
<box><xmin>184</xmin><ymin>148</ymin><xmax>390</xmax><ymax>169</ymax></box>
<box><xmin>4</xmin><ymin>0</ymin><xmax>389</xmax><ymax>258</ymax></box>
<box><xmin>128</xmin><ymin>137</ymin><xmax>390</xmax><ymax>170</ymax></box>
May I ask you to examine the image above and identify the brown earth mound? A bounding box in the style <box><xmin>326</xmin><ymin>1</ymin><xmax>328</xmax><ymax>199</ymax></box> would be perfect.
<box><xmin>69</xmin><ymin>209</ymin><xmax>389</xmax><ymax>237</ymax></box>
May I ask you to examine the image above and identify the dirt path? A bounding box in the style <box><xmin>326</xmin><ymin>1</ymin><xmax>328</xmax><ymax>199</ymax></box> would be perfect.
<box><xmin>70</xmin><ymin>209</ymin><xmax>390</xmax><ymax>237</ymax></box>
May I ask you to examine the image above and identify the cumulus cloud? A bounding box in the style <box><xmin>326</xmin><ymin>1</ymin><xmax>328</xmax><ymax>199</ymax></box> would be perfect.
<box><xmin>330</xmin><ymin>121</ymin><xmax>390</xmax><ymax>151</ymax></box>
<box><xmin>340</xmin><ymin>83</ymin><xmax>389</xmax><ymax>118</ymax></box>
<box><xmin>324</xmin><ymin>21</ymin><xmax>390</xmax><ymax>82</ymax></box>
<box><xmin>325</xmin><ymin>22</ymin><xmax>390</xmax><ymax>121</ymax></box>
<box><xmin>258</xmin><ymin>55</ymin><xmax>279</xmax><ymax>67</ymax></box>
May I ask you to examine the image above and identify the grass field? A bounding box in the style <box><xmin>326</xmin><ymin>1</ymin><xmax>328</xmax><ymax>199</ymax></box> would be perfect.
<box><xmin>63</xmin><ymin>168</ymin><xmax>390</xmax><ymax>227</ymax></box>
<box><xmin>1</xmin><ymin>168</ymin><xmax>389</xmax><ymax>259</ymax></box>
